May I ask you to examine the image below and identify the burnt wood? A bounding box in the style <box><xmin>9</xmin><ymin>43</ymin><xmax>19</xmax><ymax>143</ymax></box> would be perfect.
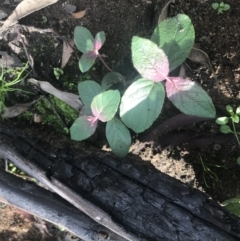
<box><xmin>0</xmin><ymin>169</ymin><xmax>127</xmax><ymax>241</ymax></box>
<box><xmin>0</xmin><ymin>125</ymin><xmax>240</xmax><ymax>241</ymax></box>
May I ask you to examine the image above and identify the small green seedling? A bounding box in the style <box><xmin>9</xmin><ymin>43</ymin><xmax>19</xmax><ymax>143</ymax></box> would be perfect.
<box><xmin>74</xmin><ymin>27</ymin><xmax>107</xmax><ymax>72</ymax></box>
<box><xmin>199</xmin><ymin>154</ymin><xmax>222</xmax><ymax>188</ymax></box>
<box><xmin>0</xmin><ymin>63</ymin><xmax>28</xmax><ymax>114</ymax></box>
<box><xmin>42</xmin><ymin>15</ymin><xmax>48</xmax><ymax>24</ymax></box>
<box><xmin>216</xmin><ymin>105</ymin><xmax>240</xmax><ymax>164</ymax></box>
<box><xmin>53</xmin><ymin>67</ymin><xmax>64</xmax><ymax>80</ymax></box>
<box><xmin>212</xmin><ymin>2</ymin><xmax>230</xmax><ymax>14</ymax></box>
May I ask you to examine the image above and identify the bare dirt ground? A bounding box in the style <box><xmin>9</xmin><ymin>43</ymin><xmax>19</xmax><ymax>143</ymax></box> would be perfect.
<box><xmin>0</xmin><ymin>202</ymin><xmax>76</xmax><ymax>241</ymax></box>
<box><xmin>0</xmin><ymin>0</ymin><xmax>240</xmax><ymax>240</ymax></box>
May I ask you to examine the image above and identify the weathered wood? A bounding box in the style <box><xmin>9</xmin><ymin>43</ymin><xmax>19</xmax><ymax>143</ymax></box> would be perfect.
<box><xmin>0</xmin><ymin>169</ymin><xmax>127</xmax><ymax>241</ymax></box>
<box><xmin>0</xmin><ymin>125</ymin><xmax>240</xmax><ymax>241</ymax></box>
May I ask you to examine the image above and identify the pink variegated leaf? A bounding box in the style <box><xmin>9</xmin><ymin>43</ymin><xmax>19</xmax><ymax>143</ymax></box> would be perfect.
<box><xmin>131</xmin><ymin>36</ymin><xmax>169</xmax><ymax>82</ymax></box>
<box><xmin>70</xmin><ymin>116</ymin><xmax>98</xmax><ymax>141</ymax></box>
<box><xmin>165</xmin><ymin>77</ymin><xmax>216</xmax><ymax>118</ymax></box>
<box><xmin>165</xmin><ymin>77</ymin><xmax>194</xmax><ymax>96</ymax></box>
<box><xmin>94</xmin><ymin>31</ymin><xmax>106</xmax><ymax>52</ymax></box>
<box><xmin>79</xmin><ymin>50</ymin><xmax>97</xmax><ymax>73</ymax></box>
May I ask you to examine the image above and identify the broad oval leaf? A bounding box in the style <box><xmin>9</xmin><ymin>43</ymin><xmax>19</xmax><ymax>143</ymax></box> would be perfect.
<box><xmin>91</xmin><ymin>90</ymin><xmax>120</xmax><ymax>122</ymax></box>
<box><xmin>223</xmin><ymin>4</ymin><xmax>230</xmax><ymax>11</ymax></box>
<box><xmin>74</xmin><ymin>26</ymin><xmax>94</xmax><ymax>53</ymax></box>
<box><xmin>70</xmin><ymin>116</ymin><xmax>97</xmax><ymax>141</ymax></box>
<box><xmin>79</xmin><ymin>51</ymin><xmax>97</xmax><ymax>73</ymax></box>
<box><xmin>106</xmin><ymin>117</ymin><xmax>131</xmax><ymax>158</ymax></box>
<box><xmin>220</xmin><ymin>125</ymin><xmax>233</xmax><ymax>134</ymax></box>
<box><xmin>131</xmin><ymin>36</ymin><xmax>169</xmax><ymax>82</ymax></box>
<box><xmin>94</xmin><ymin>31</ymin><xmax>106</xmax><ymax>51</ymax></box>
<box><xmin>232</xmin><ymin>114</ymin><xmax>239</xmax><ymax>124</ymax></box>
<box><xmin>216</xmin><ymin>116</ymin><xmax>229</xmax><ymax>125</ymax></box>
<box><xmin>212</xmin><ymin>3</ymin><xmax>219</xmax><ymax>10</ymax></box>
<box><xmin>226</xmin><ymin>105</ymin><xmax>233</xmax><ymax>113</ymax></box>
<box><xmin>78</xmin><ymin>80</ymin><xmax>101</xmax><ymax>115</ymax></box>
<box><xmin>166</xmin><ymin>77</ymin><xmax>216</xmax><ymax>118</ymax></box>
<box><xmin>120</xmin><ymin>78</ymin><xmax>165</xmax><ymax>133</ymax></box>
<box><xmin>101</xmin><ymin>72</ymin><xmax>124</xmax><ymax>91</ymax></box>
<box><xmin>151</xmin><ymin>14</ymin><xmax>195</xmax><ymax>71</ymax></box>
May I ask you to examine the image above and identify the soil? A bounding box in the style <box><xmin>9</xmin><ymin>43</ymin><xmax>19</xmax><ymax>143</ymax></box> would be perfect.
<box><xmin>1</xmin><ymin>0</ymin><xmax>240</xmax><ymax>240</ymax></box>
<box><xmin>0</xmin><ymin>202</ymin><xmax>82</xmax><ymax>241</ymax></box>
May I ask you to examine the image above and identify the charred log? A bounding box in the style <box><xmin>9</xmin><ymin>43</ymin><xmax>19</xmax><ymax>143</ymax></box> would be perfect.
<box><xmin>0</xmin><ymin>125</ymin><xmax>240</xmax><ymax>241</ymax></box>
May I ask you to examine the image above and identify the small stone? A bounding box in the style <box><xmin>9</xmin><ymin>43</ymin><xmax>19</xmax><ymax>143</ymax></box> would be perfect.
<box><xmin>213</xmin><ymin>144</ymin><xmax>221</xmax><ymax>151</ymax></box>
<box><xmin>64</xmin><ymin>4</ymin><xmax>77</xmax><ymax>14</ymax></box>
<box><xmin>34</xmin><ymin>114</ymin><xmax>43</xmax><ymax>123</ymax></box>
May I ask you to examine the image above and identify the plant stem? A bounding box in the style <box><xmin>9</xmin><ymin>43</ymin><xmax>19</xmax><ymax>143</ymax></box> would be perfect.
<box><xmin>97</xmin><ymin>54</ymin><xmax>113</xmax><ymax>72</ymax></box>
<box><xmin>43</xmin><ymin>95</ymin><xmax>68</xmax><ymax>130</ymax></box>
<box><xmin>232</xmin><ymin>119</ymin><xmax>240</xmax><ymax>147</ymax></box>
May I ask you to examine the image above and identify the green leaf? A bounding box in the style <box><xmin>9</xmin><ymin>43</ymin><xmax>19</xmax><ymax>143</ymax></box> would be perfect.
<box><xmin>216</xmin><ymin>116</ymin><xmax>229</xmax><ymax>125</ymax></box>
<box><xmin>219</xmin><ymin>2</ymin><xmax>224</xmax><ymax>7</ymax></box>
<box><xmin>120</xmin><ymin>78</ymin><xmax>165</xmax><ymax>133</ymax></box>
<box><xmin>232</xmin><ymin>114</ymin><xmax>239</xmax><ymax>123</ymax></box>
<box><xmin>236</xmin><ymin>106</ymin><xmax>240</xmax><ymax>115</ymax></box>
<box><xmin>166</xmin><ymin>77</ymin><xmax>216</xmax><ymax>118</ymax></box>
<box><xmin>222</xmin><ymin>198</ymin><xmax>240</xmax><ymax>217</ymax></box>
<box><xmin>106</xmin><ymin>117</ymin><xmax>131</xmax><ymax>158</ymax></box>
<box><xmin>94</xmin><ymin>31</ymin><xmax>106</xmax><ymax>51</ymax></box>
<box><xmin>91</xmin><ymin>90</ymin><xmax>120</xmax><ymax>122</ymax></box>
<box><xmin>226</xmin><ymin>105</ymin><xmax>233</xmax><ymax>113</ymax></box>
<box><xmin>79</xmin><ymin>51</ymin><xmax>97</xmax><ymax>73</ymax></box>
<box><xmin>223</xmin><ymin>4</ymin><xmax>230</xmax><ymax>11</ymax></box>
<box><xmin>220</xmin><ymin>125</ymin><xmax>233</xmax><ymax>134</ymax></box>
<box><xmin>212</xmin><ymin>3</ymin><xmax>219</xmax><ymax>10</ymax></box>
<box><xmin>131</xmin><ymin>36</ymin><xmax>169</xmax><ymax>82</ymax></box>
<box><xmin>74</xmin><ymin>26</ymin><xmax>94</xmax><ymax>53</ymax></box>
<box><xmin>151</xmin><ymin>14</ymin><xmax>195</xmax><ymax>71</ymax></box>
<box><xmin>101</xmin><ymin>72</ymin><xmax>124</xmax><ymax>91</ymax></box>
<box><xmin>78</xmin><ymin>80</ymin><xmax>101</xmax><ymax>115</ymax></box>
<box><xmin>217</xmin><ymin>9</ymin><xmax>224</xmax><ymax>14</ymax></box>
<box><xmin>237</xmin><ymin>156</ymin><xmax>240</xmax><ymax>165</ymax></box>
<box><xmin>70</xmin><ymin>116</ymin><xmax>97</xmax><ymax>141</ymax></box>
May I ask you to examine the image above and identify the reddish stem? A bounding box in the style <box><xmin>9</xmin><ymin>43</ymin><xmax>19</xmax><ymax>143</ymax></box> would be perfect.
<box><xmin>97</xmin><ymin>54</ymin><xmax>113</xmax><ymax>72</ymax></box>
